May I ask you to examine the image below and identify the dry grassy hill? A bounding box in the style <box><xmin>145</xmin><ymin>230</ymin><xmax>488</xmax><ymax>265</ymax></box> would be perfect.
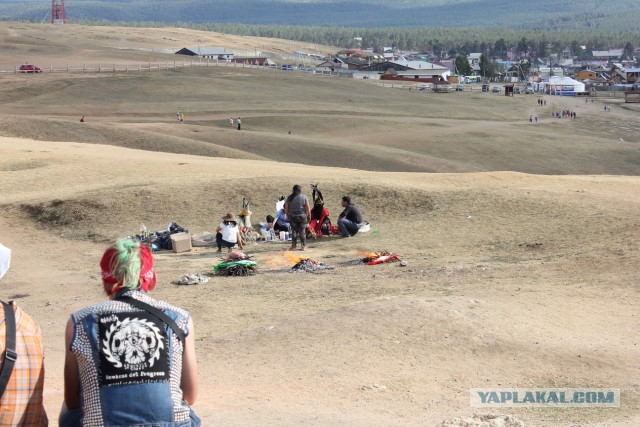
<box><xmin>0</xmin><ymin>23</ymin><xmax>639</xmax><ymax>426</ymax></box>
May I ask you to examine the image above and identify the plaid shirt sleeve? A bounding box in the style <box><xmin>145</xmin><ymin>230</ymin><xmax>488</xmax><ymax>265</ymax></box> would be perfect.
<box><xmin>0</xmin><ymin>303</ymin><xmax>48</xmax><ymax>426</ymax></box>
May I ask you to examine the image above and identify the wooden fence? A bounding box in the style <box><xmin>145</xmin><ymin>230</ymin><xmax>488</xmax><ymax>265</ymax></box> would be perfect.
<box><xmin>0</xmin><ymin>58</ymin><xmax>346</xmax><ymax>77</ymax></box>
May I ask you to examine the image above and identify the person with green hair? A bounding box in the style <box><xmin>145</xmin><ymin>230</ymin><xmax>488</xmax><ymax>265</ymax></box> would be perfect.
<box><xmin>60</xmin><ymin>238</ymin><xmax>200</xmax><ymax>427</ymax></box>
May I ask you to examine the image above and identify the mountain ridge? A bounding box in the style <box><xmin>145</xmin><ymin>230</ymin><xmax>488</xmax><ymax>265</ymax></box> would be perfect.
<box><xmin>0</xmin><ymin>0</ymin><xmax>639</xmax><ymax>32</ymax></box>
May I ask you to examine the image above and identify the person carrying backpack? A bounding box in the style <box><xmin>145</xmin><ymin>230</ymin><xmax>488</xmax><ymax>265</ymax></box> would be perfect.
<box><xmin>60</xmin><ymin>239</ymin><xmax>200</xmax><ymax>426</ymax></box>
<box><xmin>0</xmin><ymin>243</ymin><xmax>48</xmax><ymax>426</ymax></box>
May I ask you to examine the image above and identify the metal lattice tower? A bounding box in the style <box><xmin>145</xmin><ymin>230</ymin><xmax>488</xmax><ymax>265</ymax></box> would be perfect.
<box><xmin>51</xmin><ymin>0</ymin><xmax>66</xmax><ymax>24</ymax></box>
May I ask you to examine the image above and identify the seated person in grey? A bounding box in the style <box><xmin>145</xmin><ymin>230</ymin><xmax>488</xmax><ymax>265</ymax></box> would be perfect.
<box><xmin>337</xmin><ymin>195</ymin><xmax>364</xmax><ymax>237</ymax></box>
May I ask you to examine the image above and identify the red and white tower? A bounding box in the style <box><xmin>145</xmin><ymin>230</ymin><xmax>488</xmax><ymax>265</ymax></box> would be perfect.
<box><xmin>51</xmin><ymin>0</ymin><xmax>66</xmax><ymax>24</ymax></box>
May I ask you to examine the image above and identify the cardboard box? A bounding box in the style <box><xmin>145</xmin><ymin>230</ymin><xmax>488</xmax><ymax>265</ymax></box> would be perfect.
<box><xmin>170</xmin><ymin>232</ymin><xmax>192</xmax><ymax>253</ymax></box>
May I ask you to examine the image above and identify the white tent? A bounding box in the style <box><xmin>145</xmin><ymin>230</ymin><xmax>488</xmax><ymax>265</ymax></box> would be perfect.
<box><xmin>545</xmin><ymin>77</ymin><xmax>586</xmax><ymax>95</ymax></box>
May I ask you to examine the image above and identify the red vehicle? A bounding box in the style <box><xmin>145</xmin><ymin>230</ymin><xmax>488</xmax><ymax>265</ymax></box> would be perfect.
<box><xmin>19</xmin><ymin>64</ymin><xmax>42</xmax><ymax>73</ymax></box>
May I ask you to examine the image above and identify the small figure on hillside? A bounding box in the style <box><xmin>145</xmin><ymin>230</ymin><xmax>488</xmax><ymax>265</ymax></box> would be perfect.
<box><xmin>176</xmin><ymin>112</ymin><xmax>180</xmax><ymax>122</ymax></box>
<box><xmin>179</xmin><ymin>112</ymin><xmax>184</xmax><ymax>124</ymax></box>
<box><xmin>535</xmin><ymin>115</ymin><xmax>538</xmax><ymax>124</ymax></box>
<box><xmin>80</xmin><ymin>115</ymin><xmax>85</xmax><ymax>123</ymax></box>
<box><xmin>237</xmin><ymin>117</ymin><xmax>241</xmax><ymax>131</ymax></box>
<box><xmin>230</xmin><ymin>117</ymin><xmax>234</xmax><ymax>128</ymax></box>
<box><xmin>529</xmin><ymin>115</ymin><xmax>533</xmax><ymax>123</ymax></box>
<box><xmin>544</xmin><ymin>100</ymin><xmax>546</xmax><ymax>106</ymax></box>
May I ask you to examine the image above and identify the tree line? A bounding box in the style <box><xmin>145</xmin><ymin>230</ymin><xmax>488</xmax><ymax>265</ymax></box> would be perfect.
<box><xmin>67</xmin><ymin>20</ymin><xmax>639</xmax><ymax>61</ymax></box>
<box><xmin>1</xmin><ymin>0</ymin><xmax>640</xmax><ymax>32</ymax></box>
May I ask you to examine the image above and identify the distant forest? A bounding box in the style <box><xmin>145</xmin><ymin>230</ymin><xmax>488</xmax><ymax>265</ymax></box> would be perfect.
<box><xmin>1</xmin><ymin>0</ymin><xmax>640</xmax><ymax>32</ymax></box>
<box><xmin>0</xmin><ymin>0</ymin><xmax>638</xmax><ymax>55</ymax></box>
<box><xmin>174</xmin><ymin>24</ymin><xmax>639</xmax><ymax>59</ymax></box>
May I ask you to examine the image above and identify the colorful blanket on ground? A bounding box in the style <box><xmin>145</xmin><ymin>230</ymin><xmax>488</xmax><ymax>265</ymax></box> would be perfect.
<box><xmin>214</xmin><ymin>260</ymin><xmax>258</xmax><ymax>276</ymax></box>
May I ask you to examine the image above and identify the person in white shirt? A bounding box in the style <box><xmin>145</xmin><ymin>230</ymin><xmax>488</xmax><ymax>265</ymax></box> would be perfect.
<box><xmin>216</xmin><ymin>213</ymin><xmax>243</xmax><ymax>253</ymax></box>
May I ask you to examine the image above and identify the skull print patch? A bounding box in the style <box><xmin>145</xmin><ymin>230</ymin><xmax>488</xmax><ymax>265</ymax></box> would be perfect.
<box><xmin>98</xmin><ymin>312</ymin><xmax>170</xmax><ymax>386</ymax></box>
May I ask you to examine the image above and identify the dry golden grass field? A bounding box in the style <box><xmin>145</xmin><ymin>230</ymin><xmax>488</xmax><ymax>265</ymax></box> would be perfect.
<box><xmin>0</xmin><ymin>23</ymin><xmax>639</xmax><ymax>426</ymax></box>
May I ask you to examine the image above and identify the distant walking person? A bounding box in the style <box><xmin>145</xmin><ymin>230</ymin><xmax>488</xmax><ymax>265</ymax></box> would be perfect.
<box><xmin>237</xmin><ymin>117</ymin><xmax>241</xmax><ymax>131</ymax></box>
<box><xmin>80</xmin><ymin>115</ymin><xmax>85</xmax><ymax>123</ymax></box>
<box><xmin>179</xmin><ymin>112</ymin><xmax>184</xmax><ymax>124</ymax></box>
<box><xmin>230</xmin><ymin>117</ymin><xmax>234</xmax><ymax>128</ymax></box>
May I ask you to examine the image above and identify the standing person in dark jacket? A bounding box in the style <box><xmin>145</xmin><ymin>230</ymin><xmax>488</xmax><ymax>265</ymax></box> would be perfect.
<box><xmin>284</xmin><ymin>184</ymin><xmax>311</xmax><ymax>251</ymax></box>
<box><xmin>338</xmin><ymin>195</ymin><xmax>364</xmax><ymax>237</ymax></box>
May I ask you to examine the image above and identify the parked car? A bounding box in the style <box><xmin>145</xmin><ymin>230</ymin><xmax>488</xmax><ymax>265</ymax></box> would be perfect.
<box><xmin>514</xmin><ymin>87</ymin><xmax>522</xmax><ymax>94</ymax></box>
<box><xmin>482</xmin><ymin>84</ymin><xmax>490</xmax><ymax>92</ymax></box>
<box><xmin>19</xmin><ymin>64</ymin><xmax>42</xmax><ymax>73</ymax></box>
<box><xmin>455</xmin><ymin>84</ymin><xmax>465</xmax><ymax>91</ymax></box>
<box><xmin>524</xmin><ymin>85</ymin><xmax>534</xmax><ymax>94</ymax></box>
<box><xmin>491</xmin><ymin>85</ymin><xmax>501</xmax><ymax>93</ymax></box>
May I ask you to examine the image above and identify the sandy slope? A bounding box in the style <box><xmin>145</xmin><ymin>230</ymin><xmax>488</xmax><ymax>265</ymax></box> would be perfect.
<box><xmin>0</xmin><ymin>23</ymin><xmax>639</xmax><ymax>427</ymax></box>
<box><xmin>2</xmin><ymin>137</ymin><xmax>639</xmax><ymax>426</ymax></box>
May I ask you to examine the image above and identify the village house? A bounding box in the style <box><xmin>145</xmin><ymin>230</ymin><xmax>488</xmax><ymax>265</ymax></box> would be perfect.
<box><xmin>576</xmin><ymin>70</ymin><xmax>599</xmax><ymax>80</ymax></box>
<box><xmin>592</xmin><ymin>49</ymin><xmax>624</xmax><ymax>62</ymax></box>
<box><xmin>613</xmin><ymin>67</ymin><xmax>640</xmax><ymax>84</ymax></box>
<box><xmin>316</xmin><ymin>57</ymin><xmax>346</xmax><ymax>72</ymax></box>
<box><xmin>355</xmin><ymin>57</ymin><xmax>450</xmax><ymax>82</ymax></box>
<box><xmin>175</xmin><ymin>47</ymin><xmax>234</xmax><ymax>61</ymax></box>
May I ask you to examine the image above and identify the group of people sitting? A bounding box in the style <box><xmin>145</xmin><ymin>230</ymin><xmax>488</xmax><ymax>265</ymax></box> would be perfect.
<box><xmin>213</xmin><ymin>184</ymin><xmax>367</xmax><ymax>253</ymax></box>
<box><xmin>265</xmin><ymin>184</ymin><xmax>366</xmax><ymax>251</ymax></box>
<box><xmin>0</xmin><ymin>240</ymin><xmax>200</xmax><ymax>426</ymax></box>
